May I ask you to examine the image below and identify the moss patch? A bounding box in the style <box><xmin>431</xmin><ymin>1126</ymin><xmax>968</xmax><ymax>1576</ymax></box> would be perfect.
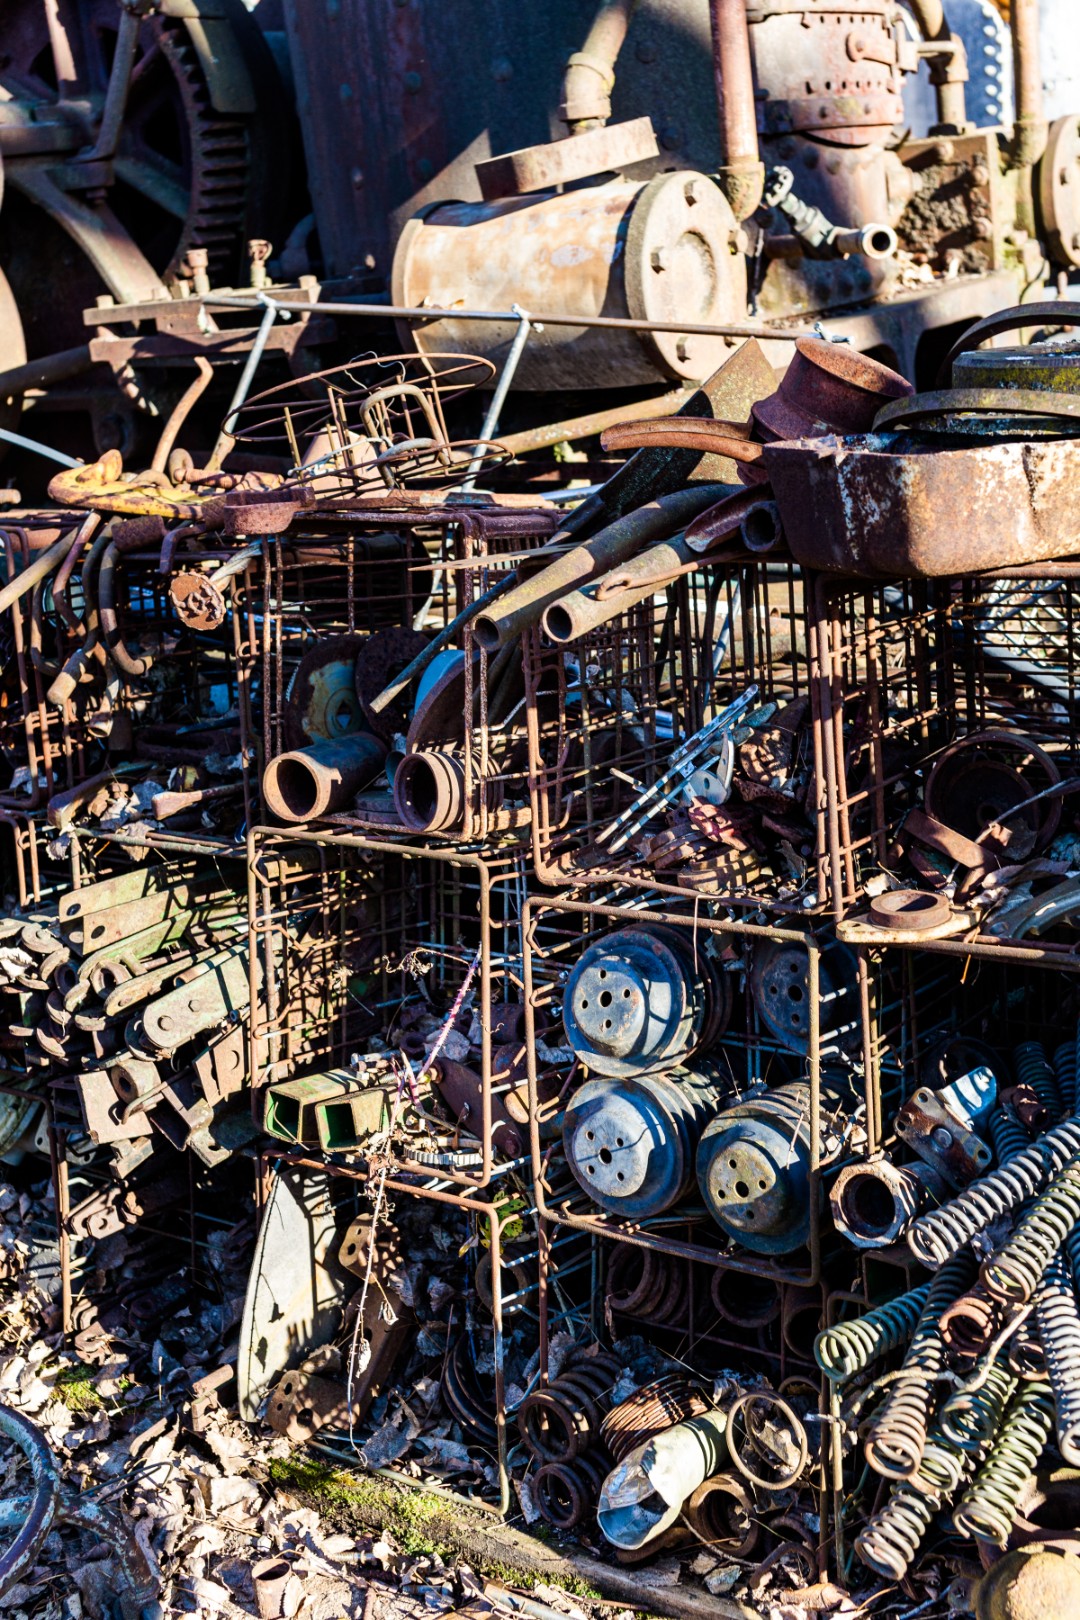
<box><xmin>268</xmin><ymin>1453</ymin><xmax>602</xmax><ymax>1600</ymax></box>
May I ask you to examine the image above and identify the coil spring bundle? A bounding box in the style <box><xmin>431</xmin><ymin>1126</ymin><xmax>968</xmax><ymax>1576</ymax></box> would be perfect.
<box><xmin>856</xmin><ymin>1426</ymin><xmax>973</xmax><ymax>1580</ymax></box>
<box><xmin>517</xmin><ymin>1349</ymin><xmax>622</xmax><ymax>1462</ymax></box>
<box><xmin>533</xmin><ymin>1451</ymin><xmax>610</xmax><ymax>1529</ymax></box>
<box><xmin>815</xmin><ymin>1282</ymin><xmax>931</xmax><ymax>1383</ymax></box>
<box><xmin>1034</xmin><ymin>1251</ymin><xmax>1080</xmax><ymax>1466</ymax></box>
<box><xmin>951</xmin><ymin>1379</ymin><xmax>1056</xmax><ymax>1544</ymax></box>
<box><xmin>938</xmin><ymin>1358</ymin><xmax>1017</xmax><ymax>1453</ymax></box>
<box><xmin>606</xmin><ymin>1246</ymin><xmax>689</xmax><ymax>1327</ymax></box>
<box><xmin>908</xmin><ymin>1116</ymin><xmax>1080</xmax><ymax>1267</ymax></box>
<box><xmin>600</xmin><ymin>1375</ymin><xmax>709</xmax><ymax>1463</ymax></box>
<box><xmin>864</xmin><ymin>1252</ymin><xmax>974</xmax><ymax>1480</ymax></box>
<box><xmin>938</xmin><ymin>1285</ymin><xmax>1003</xmax><ymax>1363</ymax></box>
<box><xmin>1013</xmin><ymin>1042</ymin><xmax>1063</xmax><ymax>1118</ymax></box>
<box><xmin>1055</xmin><ymin>1038</ymin><xmax>1077</xmax><ymax>1113</ymax></box>
<box><xmin>982</xmin><ymin>1155</ymin><xmax>1080</xmax><ymax>1304</ymax></box>
<box><xmin>988</xmin><ymin>1106</ymin><xmax>1031</xmax><ymax>1166</ymax></box>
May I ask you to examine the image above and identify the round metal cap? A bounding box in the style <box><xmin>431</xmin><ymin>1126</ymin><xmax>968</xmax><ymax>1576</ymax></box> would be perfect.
<box><xmin>562</xmin><ymin>928</ymin><xmax>693</xmax><ymax>1076</ymax></box>
<box><xmin>697</xmin><ymin>1112</ymin><xmax>810</xmax><ymax>1254</ymax></box>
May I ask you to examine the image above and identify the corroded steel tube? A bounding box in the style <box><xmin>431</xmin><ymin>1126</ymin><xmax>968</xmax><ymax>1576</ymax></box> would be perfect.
<box><xmin>263</xmin><ymin>734</ymin><xmax>387</xmax><ymax>822</ymax></box>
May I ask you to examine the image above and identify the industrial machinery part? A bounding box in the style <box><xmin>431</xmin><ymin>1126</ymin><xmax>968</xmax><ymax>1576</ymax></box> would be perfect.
<box><xmin>907</xmin><ymin>1115</ymin><xmax>1080</xmax><ymax>1268</ymax></box>
<box><xmin>762</xmin><ymin>168</ymin><xmax>897</xmax><ymax>263</ymax></box>
<box><xmin>599</xmin><ymin>1377</ymin><xmax>710</xmax><ymax>1464</ymax></box>
<box><xmin>830</xmin><ymin>1157</ymin><xmax>946</xmax><ymax>1249</ymax></box>
<box><xmin>597</xmin><ymin>1407</ymin><xmax>728</xmax><ymax>1550</ymax></box>
<box><xmin>561</xmin><ymin>923</ymin><xmax>731</xmax><ymax>1078</ymax></box>
<box><xmin>864</xmin><ymin>1251</ymin><xmax>977</xmax><ymax>1479</ymax></box>
<box><xmin>391</xmin><ymin>172</ymin><xmax>748</xmax><ymax>391</ymax></box>
<box><xmin>951</xmin><ymin>1380</ymin><xmax>1057</xmax><ymax>1544</ymax></box>
<box><xmin>856</xmin><ymin>1424</ymin><xmax>973</xmax><ymax>1580</ymax></box>
<box><xmin>442</xmin><ymin>1337</ymin><xmax>499</xmax><ymax>1445</ymax></box>
<box><xmin>1033</xmin><ymin>1250</ymin><xmax>1080</xmax><ymax>1467</ymax></box>
<box><xmin>925</xmin><ymin>733</ymin><xmax>1063</xmax><ymax>861</ymax></box>
<box><xmin>989</xmin><ymin>1106</ymin><xmax>1033</xmax><ymax>1167</ymax></box>
<box><xmin>939</xmin><ymin>1357</ymin><xmax>1017</xmax><ymax>1452</ymax></box>
<box><xmin>815</xmin><ymin>1281</ymin><xmax>932</xmax><ymax>1383</ymax></box>
<box><xmin>982</xmin><ymin>1157</ymin><xmax>1080</xmax><ymax>1304</ymax></box>
<box><xmin>696</xmin><ymin>1081</ymin><xmax>828</xmax><ymax>1255</ymax></box>
<box><xmin>563</xmin><ymin>1067</ymin><xmax>724</xmax><ymax>1217</ymax></box>
<box><xmin>517</xmin><ymin>1348</ymin><xmax>621</xmax><ymax>1463</ymax></box>
<box><xmin>263</xmin><ymin>734</ymin><xmax>388</xmax><ymax>823</ymax></box>
<box><xmin>895</xmin><ymin>1084</ymin><xmax>994</xmax><ymax>1189</ymax></box>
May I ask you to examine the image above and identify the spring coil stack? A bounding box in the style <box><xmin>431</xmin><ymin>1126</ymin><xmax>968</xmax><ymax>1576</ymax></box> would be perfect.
<box><xmin>1034</xmin><ymin>1248</ymin><xmax>1080</xmax><ymax>1466</ymax></box>
<box><xmin>982</xmin><ymin>1157</ymin><xmax>1080</xmax><ymax>1304</ymax></box>
<box><xmin>815</xmin><ymin>1282</ymin><xmax>931</xmax><ymax>1382</ymax></box>
<box><xmin>951</xmin><ymin>1381</ymin><xmax>1057</xmax><ymax>1544</ymax></box>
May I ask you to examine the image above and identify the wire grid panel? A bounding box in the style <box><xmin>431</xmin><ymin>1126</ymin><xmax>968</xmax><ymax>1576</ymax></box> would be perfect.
<box><xmin>523</xmin><ymin>557</ymin><xmax>822</xmax><ymax>910</ymax></box>
<box><xmin>522</xmin><ymin>891</ymin><xmax>851</xmax><ymax>1284</ymax></box>
<box><xmin>811</xmin><ymin>571</ymin><xmax>1080</xmax><ymax>930</ymax></box>
<box><xmin>235</xmin><ymin>514</ymin><xmax>551</xmax><ymax>839</ymax></box>
<box><xmin>246</xmin><ymin>826</ymin><xmax>536</xmax><ymax>1187</ymax></box>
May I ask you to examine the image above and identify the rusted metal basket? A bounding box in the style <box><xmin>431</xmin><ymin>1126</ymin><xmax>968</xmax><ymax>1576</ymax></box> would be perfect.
<box><xmin>523</xmin><ymin>555</ymin><xmax>825</xmax><ymax>910</ymax></box>
<box><xmin>810</xmin><ymin>567</ymin><xmax>1080</xmax><ymax>956</ymax></box>
<box><xmin>522</xmin><ymin>892</ymin><xmax>860</xmax><ymax>1286</ymax></box>
<box><xmin>235</xmin><ymin>504</ymin><xmax>555</xmax><ymax>840</ymax></box>
<box><xmin>246</xmin><ymin>824</ymin><xmax>539</xmax><ymax>1190</ymax></box>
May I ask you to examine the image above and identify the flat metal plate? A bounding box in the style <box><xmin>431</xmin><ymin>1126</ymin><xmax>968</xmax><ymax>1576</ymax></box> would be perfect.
<box><xmin>237</xmin><ymin>1166</ymin><xmax>351</xmax><ymax>1420</ymax></box>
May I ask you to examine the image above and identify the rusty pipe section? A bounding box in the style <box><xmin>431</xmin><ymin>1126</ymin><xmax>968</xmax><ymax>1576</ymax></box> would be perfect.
<box><xmin>472</xmin><ymin>485</ymin><xmax>728</xmax><ymax>652</ymax></box>
<box><xmin>1002</xmin><ymin>0</ymin><xmax>1048</xmax><ymax>173</ymax></box>
<box><xmin>263</xmin><ymin>734</ymin><xmax>388</xmax><ymax>823</ymax></box>
<box><xmin>906</xmin><ymin>0</ymin><xmax>969</xmax><ymax>132</ymax></box>
<box><xmin>708</xmin><ymin>0</ymin><xmax>765</xmax><ymax>221</ymax></box>
<box><xmin>561</xmin><ymin>0</ymin><xmax>640</xmax><ymax>133</ymax></box>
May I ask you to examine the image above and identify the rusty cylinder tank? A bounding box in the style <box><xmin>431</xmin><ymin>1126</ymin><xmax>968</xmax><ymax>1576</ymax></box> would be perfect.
<box><xmin>391</xmin><ymin>172</ymin><xmax>747</xmax><ymax>390</ymax></box>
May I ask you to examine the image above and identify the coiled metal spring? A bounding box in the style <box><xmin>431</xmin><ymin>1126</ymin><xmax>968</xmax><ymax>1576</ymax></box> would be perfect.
<box><xmin>988</xmin><ymin>1106</ymin><xmax>1031</xmax><ymax>1166</ymax></box>
<box><xmin>1013</xmin><ymin>1042</ymin><xmax>1063</xmax><ymax>1118</ymax></box>
<box><xmin>938</xmin><ymin>1357</ymin><xmax>1017</xmax><ymax>1453</ymax></box>
<box><xmin>1055</xmin><ymin>1038</ymin><xmax>1077</xmax><ymax>1114</ymax></box>
<box><xmin>533</xmin><ymin>1450</ymin><xmax>610</xmax><ymax>1529</ymax></box>
<box><xmin>864</xmin><ymin>1252</ymin><xmax>974</xmax><ymax>1480</ymax></box>
<box><xmin>815</xmin><ymin>1282</ymin><xmax>931</xmax><ymax>1383</ymax></box>
<box><xmin>908</xmin><ymin>1116</ymin><xmax>1080</xmax><ymax>1267</ymax></box>
<box><xmin>856</xmin><ymin>1426</ymin><xmax>973</xmax><ymax>1580</ymax></box>
<box><xmin>1034</xmin><ymin>1251</ymin><xmax>1080</xmax><ymax>1467</ymax></box>
<box><xmin>982</xmin><ymin>1155</ymin><xmax>1080</xmax><ymax>1304</ymax></box>
<box><xmin>517</xmin><ymin>1348</ymin><xmax>622</xmax><ymax>1463</ymax></box>
<box><xmin>951</xmin><ymin>1379</ymin><xmax>1056</xmax><ymax>1545</ymax></box>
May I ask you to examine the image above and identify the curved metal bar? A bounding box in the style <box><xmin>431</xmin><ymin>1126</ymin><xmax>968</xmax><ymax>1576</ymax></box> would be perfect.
<box><xmin>0</xmin><ymin>1403</ymin><xmax>61</xmax><ymax>1596</ymax></box>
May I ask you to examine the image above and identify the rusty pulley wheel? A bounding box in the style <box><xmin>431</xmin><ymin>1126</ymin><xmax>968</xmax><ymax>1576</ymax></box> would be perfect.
<box><xmin>283</xmin><ymin>635</ymin><xmax>369</xmax><ymax>751</ymax></box>
<box><xmin>924</xmin><ymin>730</ymin><xmax>1062</xmax><ymax>857</ymax></box>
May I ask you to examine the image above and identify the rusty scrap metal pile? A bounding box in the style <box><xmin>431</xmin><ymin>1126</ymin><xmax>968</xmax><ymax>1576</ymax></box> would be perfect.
<box><xmin>9</xmin><ymin>299</ymin><xmax>1080</xmax><ymax>1614</ymax></box>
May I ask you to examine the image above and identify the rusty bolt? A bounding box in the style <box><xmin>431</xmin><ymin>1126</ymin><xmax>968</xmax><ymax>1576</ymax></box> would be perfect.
<box><xmin>685</xmin><ymin>178</ymin><xmax>704</xmax><ymax>206</ymax></box>
<box><xmin>935</xmin><ymin>139</ymin><xmax>956</xmax><ymax>163</ymax></box>
<box><xmin>972</xmin><ymin>162</ymin><xmax>990</xmax><ymax>186</ymax></box>
<box><xmin>973</xmin><ymin>217</ymin><xmax>994</xmax><ymax>240</ymax></box>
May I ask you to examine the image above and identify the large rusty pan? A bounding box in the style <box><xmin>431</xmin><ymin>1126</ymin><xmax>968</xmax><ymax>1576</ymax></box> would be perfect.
<box><xmin>762</xmin><ymin>432</ymin><xmax>1080</xmax><ymax>578</ymax></box>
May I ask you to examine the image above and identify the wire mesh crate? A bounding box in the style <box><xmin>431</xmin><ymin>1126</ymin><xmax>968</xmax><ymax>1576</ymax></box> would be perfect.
<box><xmin>233</xmin><ymin>506</ymin><xmax>555</xmax><ymax>841</ymax></box>
<box><xmin>811</xmin><ymin>567</ymin><xmax>1080</xmax><ymax>951</ymax></box>
<box><xmin>246</xmin><ymin>825</ymin><xmax>539</xmax><ymax>1189</ymax></box>
<box><xmin>521</xmin><ymin>891</ymin><xmax>867</xmax><ymax>1286</ymax></box>
<box><xmin>523</xmin><ymin>555</ymin><xmax>824</xmax><ymax>911</ymax></box>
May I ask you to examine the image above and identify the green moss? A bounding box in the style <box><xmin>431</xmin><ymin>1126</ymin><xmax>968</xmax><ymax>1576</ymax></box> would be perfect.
<box><xmin>54</xmin><ymin>1365</ymin><xmax>131</xmax><ymax>1414</ymax></box>
<box><xmin>267</xmin><ymin>1453</ymin><xmax>603</xmax><ymax>1599</ymax></box>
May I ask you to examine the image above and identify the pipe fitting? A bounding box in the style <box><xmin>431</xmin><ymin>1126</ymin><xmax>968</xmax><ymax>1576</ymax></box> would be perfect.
<box><xmin>830</xmin><ymin>1157</ymin><xmax>946</xmax><ymax>1250</ymax></box>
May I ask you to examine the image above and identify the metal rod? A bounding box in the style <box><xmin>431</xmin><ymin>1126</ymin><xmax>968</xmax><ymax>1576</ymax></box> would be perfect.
<box><xmin>463</xmin><ymin>304</ymin><xmax>533</xmax><ymax>489</ymax></box>
<box><xmin>201</xmin><ymin>292</ymin><xmax>813</xmax><ymax>343</ymax></box>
